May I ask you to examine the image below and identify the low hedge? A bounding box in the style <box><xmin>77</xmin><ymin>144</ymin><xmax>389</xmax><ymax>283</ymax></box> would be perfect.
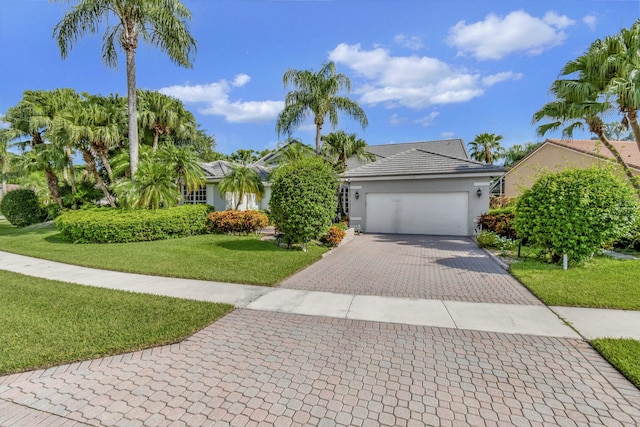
<box><xmin>55</xmin><ymin>204</ymin><xmax>210</xmax><ymax>243</ymax></box>
<box><xmin>208</xmin><ymin>210</ymin><xmax>269</xmax><ymax>235</ymax></box>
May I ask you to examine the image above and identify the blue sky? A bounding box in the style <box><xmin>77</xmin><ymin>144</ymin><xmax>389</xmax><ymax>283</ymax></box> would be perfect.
<box><xmin>2</xmin><ymin>0</ymin><xmax>640</xmax><ymax>155</ymax></box>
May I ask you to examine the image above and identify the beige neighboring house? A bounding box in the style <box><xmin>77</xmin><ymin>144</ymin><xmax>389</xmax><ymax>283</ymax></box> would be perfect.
<box><xmin>503</xmin><ymin>138</ymin><xmax>640</xmax><ymax>198</ymax></box>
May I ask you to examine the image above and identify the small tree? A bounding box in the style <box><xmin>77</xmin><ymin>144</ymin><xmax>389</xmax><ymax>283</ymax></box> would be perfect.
<box><xmin>270</xmin><ymin>156</ymin><xmax>337</xmax><ymax>247</ymax></box>
<box><xmin>0</xmin><ymin>188</ymin><xmax>45</xmax><ymax>227</ymax></box>
<box><xmin>514</xmin><ymin>167</ymin><xmax>639</xmax><ymax>264</ymax></box>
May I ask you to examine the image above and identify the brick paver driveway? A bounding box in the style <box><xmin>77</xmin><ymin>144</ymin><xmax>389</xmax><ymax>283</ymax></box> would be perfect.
<box><xmin>1</xmin><ymin>235</ymin><xmax>639</xmax><ymax>426</ymax></box>
<box><xmin>282</xmin><ymin>234</ymin><xmax>541</xmax><ymax>305</ymax></box>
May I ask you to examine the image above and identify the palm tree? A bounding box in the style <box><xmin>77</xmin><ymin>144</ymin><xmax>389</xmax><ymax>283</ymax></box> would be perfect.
<box><xmin>218</xmin><ymin>165</ymin><xmax>264</xmax><ymax>211</ymax></box>
<box><xmin>138</xmin><ymin>90</ymin><xmax>196</xmax><ymax>152</ymax></box>
<box><xmin>113</xmin><ymin>160</ymin><xmax>179</xmax><ymax>209</ymax></box>
<box><xmin>0</xmin><ymin>128</ymin><xmax>14</xmax><ymax>198</ymax></box>
<box><xmin>321</xmin><ymin>131</ymin><xmax>375</xmax><ymax>173</ymax></box>
<box><xmin>156</xmin><ymin>144</ymin><xmax>204</xmax><ymax>192</ymax></box>
<box><xmin>468</xmin><ymin>133</ymin><xmax>505</xmax><ymax>164</ymax></box>
<box><xmin>53</xmin><ymin>0</ymin><xmax>197</xmax><ymax>179</ymax></box>
<box><xmin>276</xmin><ymin>61</ymin><xmax>368</xmax><ymax>155</ymax></box>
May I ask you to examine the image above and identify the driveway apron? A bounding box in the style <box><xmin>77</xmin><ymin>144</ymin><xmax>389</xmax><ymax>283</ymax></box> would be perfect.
<box><xmin>1</xmin><ymin>235</ymin><xmax>639</xmax><ymax>426</ymax></box>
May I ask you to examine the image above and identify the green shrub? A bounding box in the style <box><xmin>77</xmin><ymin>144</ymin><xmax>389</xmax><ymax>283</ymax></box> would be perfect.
<box><xmin>476</xmin><ymin>230</ymin><xmax>517</xmax><ymax>254</ymax></box>
<box><xmin>0</xmin><ymin>189</ymin><xmax>46</xmax><ymax>227</ymax></box>
<box><xmin>514</xmin><ymin>167</ymin><xmax>640</xmax><ymax>264</ymax></box>
<box><xmin>207</xmin><ymin>210</ymin><xmax>269</xmax><ymax>235</ymax></box>
<box><xmin>270</xmin><ymin>156</ymin><xmax>338</xmax><ymax>246</ymax></box>
<box><xmin>320</xmin><ymin>225</ymin><xmax>347</xmax><ymax>247</ymax></box>
<box><xmin>55</xmin><ymin>204</ymin><xmax>210</xmax><ymax>243</ymax></box>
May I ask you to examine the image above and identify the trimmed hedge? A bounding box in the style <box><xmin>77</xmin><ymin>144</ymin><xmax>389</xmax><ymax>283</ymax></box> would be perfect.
<box><xmin>207</xmin><ymin>210</ymin><xmax>269</xmax><ymax>235</ymax></box>
<box><xmin>0</xmin><ymin>189</ymin><xmax>46</xmax><ymax>227</ymax></box>
<box><xmin>55</xmin><ymin>205</ymin><xmax>210</xmax><ymax>243</ymax></box>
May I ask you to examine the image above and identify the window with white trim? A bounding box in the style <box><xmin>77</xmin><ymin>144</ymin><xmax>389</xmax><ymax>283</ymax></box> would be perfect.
<box><xmin>182</xmin><ymin>185</ymin><xmax>207</xmax><ymax>204</ymax></box>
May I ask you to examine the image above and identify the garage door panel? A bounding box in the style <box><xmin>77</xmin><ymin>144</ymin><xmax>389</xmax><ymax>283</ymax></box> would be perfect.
<box><xmin>365</xmin><ymin>192</ymin><xmax>468</xmax><ymax>235</ymax></box>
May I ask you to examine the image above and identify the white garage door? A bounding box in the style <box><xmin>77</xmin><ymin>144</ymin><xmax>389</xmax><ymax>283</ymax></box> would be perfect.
<box><xmin>365</xmin><ymin>192</ymin><xmax>469</xmax><ymax>235</ymax></box>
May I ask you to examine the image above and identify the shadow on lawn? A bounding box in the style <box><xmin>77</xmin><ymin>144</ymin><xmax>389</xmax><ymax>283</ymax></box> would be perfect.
<box><xmin>215</xmin><ymin>239</ymin><xmax>284</xmax><ymax>252</ymax></box>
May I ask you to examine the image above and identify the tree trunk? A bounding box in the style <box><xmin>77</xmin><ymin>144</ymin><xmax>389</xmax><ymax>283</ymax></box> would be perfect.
<box><xmin>97</xmin><ymin>151</ymin><xmax>114</xmax><ymax>183</ymax></box>
<box><xmin>315</xmin><ymin>123</ymin><xmax>322</xmax><ymax>155</ymax></box>
<box><xmin>1</xmin><ymin>156</ymin><xmax>6</xmax><ymax>198</ymax></box>
<box><xmin>153</xmin><ymin>130</ymin><xmax>160</xmax><ymax>153</ymax></box>
<box><xmin>126</xmin><ymin>46</ymin><xmax>139</xmax><ymax>179</ymax></box>
<box><xmin>44</xmin><ymin>167</ymin><xmax>64</xmax><ymax>208</ymax></box>
<box><xmin>625</xmin><ymin>110</ymin><xmax>640</xmax><ymax>153</ymax></box>
<box><xmin>65</xmin><ymin>146</ymin><xmax>78</xmax><ymax>209</ymax></box>
<box><xmin>597</xmin><ymin>132</ymin><xmax>640</xmax><ymax>196</ymax></box>
<box><xmin>82</xmin><ymin>149</ymin><xmax>116</xmax><ymax>207</ymax></box>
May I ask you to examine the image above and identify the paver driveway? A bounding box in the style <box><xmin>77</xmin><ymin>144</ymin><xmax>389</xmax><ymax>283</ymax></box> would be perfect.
<box><xmin>282</xmin><ymin>234</ymin><xmax>541</xmax><ymax>305</ymax></box>
<box><xmin>1</xmin><ymin>235</ymin><xmax>639</xmax><ymax>426</ymax></box>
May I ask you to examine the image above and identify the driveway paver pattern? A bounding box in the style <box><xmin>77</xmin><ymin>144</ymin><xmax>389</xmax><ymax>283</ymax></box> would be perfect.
<box><xmin>282</xmin><ymin>234</ymin><xmax>542</xmax><ymax>305</ymax></box>
<box><xmin>1</xmin><ymin>310</ymin><xmax>639</xmax><ymax>427</ymax></box>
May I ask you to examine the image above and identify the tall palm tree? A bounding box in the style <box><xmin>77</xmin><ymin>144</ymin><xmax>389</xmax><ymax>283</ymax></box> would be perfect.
<box><xmin>156</xmin><ymin>144</ymin><xmax>204</xmax><ymax>192</ymax></box>
<box><xmin>218</xmin><ymin>164</ymin><xmax>264</xmax><ymax>211</ymax></box>
<box><xmin>53</xmin><ymin>0</ymin><xmax>197</xmax><ymax>178</ymax></box>
<box><xmin>276</xmin><ymin>61</ymin><xmax>368</xmax><ymax>155</ymax></box>
<box><xmin>138</xmin><ymin>89</ymin><xmax>196</xmax><ymax>152</ymax></box>
<box><xmin>468</xmin><ymin>133</ymin><xmax>505</xmax><ymax>164</ymax></box>
<box><xmin>321</xmin><ymin>131</ymin><xmax>375</xmax><ymax>173</ymax></box>
<box><xmin>113</xmin><ymin>160</ymin><xmax>179</xmax><ymax>209</ymax></box>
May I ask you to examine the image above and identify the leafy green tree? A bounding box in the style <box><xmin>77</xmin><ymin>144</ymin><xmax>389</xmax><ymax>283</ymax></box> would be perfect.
<box><xmin>270</xmin><ymin>156</ymin><xmax>338</xmax><ymax>247</ymax></box>
<box><xmin>514</xmin><ymin>167</ymin><xmax>640</xmax><ymax>264</ymax></box>
<box><xmin>218</xmin><ymin>164</ymin><xmax>264</xmax><ymax>211</ymax></box>
<box><xmin>138</xmin><ymin>89</ymin><xmax>196</xmax><ymax>152</ymax></box>
<box><xmin>113</xmin><ymin>160</ymin><xmax>179</xmax><ymax>209</ymax></box>
<box><xmin>276</xmin><ymin>61</ymin><xmax>368</xmax><ymax>155</ymax></box>
<box><xmin>227</xmin><ymin>149</ymin><xmax>260</xmax><ymax>165</ymax></box>
<box><xmin>321</xmin><ymin>131</ymin><xmax>375</xmax><ymax>173</ymax></box>
<box><xmin>53</xmin><ymin>0</ymin><xmax>197</xmax><ymax>178</ymax></box>
<box><xmin>468</xmin><ymin>133</ymin><xmax>505</xmax><ymax>164</ymax></box>
<box><xmin>503</xmin><ymin>142</ymin><xmax>541</xmax><ymax>168</ymax></box>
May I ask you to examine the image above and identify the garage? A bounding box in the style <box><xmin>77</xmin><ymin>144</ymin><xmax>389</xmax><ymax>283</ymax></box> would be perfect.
<box><xmin>365</xmin><ymin>192</ymin><xmax>469</xmax><ymax>235</ymax></box>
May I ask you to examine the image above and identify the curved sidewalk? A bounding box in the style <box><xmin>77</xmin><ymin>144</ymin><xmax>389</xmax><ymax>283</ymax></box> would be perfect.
<box><xmin>1</xmin><ymin>250</ymin><xmax>638</xmax><ymax>340</ymax></box>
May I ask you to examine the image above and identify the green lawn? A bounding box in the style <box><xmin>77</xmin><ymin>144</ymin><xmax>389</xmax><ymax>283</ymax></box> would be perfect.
<box><xmin>0</xmin><ymin>221</ymin><xmax>326</xmax><ymax>285</ymax></box>
<box><xmin>510</xmin><ymin>255</ymin><xmax>640</xmax><ymax>390</ymax></box>
<box><xmin>0</xmin><ymin>269</ymin><xmax>233</xmax><ymax>375</ymax></box>
<box><xmin>510</xmin><ymin>256</ymin><xmax>640</xmax><ymax>310</ymax></box>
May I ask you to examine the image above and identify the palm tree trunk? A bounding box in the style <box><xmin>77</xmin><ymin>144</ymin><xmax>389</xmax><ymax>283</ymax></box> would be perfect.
<box><xmin>82</xmin><ymin>149</ymin><xmax>116</xmax><ymax>207</ymax></box>
<box><xmin>44</xmin><ymin>167</ymin><xmax>64</xmax><ymax>208</ymax></box>
<box><xmin>315</xmin><ymin>123</ymin><xmax>322</xmax><ymax>155</ymax></box>
<box><xmin>65</xmin><ymin>146</ymin><xmax>77</xmax><ymax>195</ymax></box>
<box><xmin>1</xmin><ymin>156</ymin><xmax>6</xmax><ymax>198</ymax></box>
<box><xmin>625</xmin><ymin>110</ymin><xmax>640</xmax><ymax>153</ymax></box>
<box><xmin>98</xmin><ymin>151</ymin><xmax>114</xmax><ymax>183</ymax></box>
<box><xmin>153</xmin><ymin>131</ymin><xmax>160</xmax><ymax>153</ymax></box>
<box><xmin>126</xmin><ymin>46</ymin><xmax>139</xmax><ymax>179</ymax></box>
<box><xmin>597</xmin><ymin>132</ymin><xmax>640</xmax><ymax>196</ymax></box>
<box><xmin>235</xmin><ymin>190</ymin><xmax>244</xmax><ymax>211</ymax></box>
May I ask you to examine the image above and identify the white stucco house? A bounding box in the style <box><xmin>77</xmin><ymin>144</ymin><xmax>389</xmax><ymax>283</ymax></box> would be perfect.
<box><xmin>185</xmin><ymin>139</ymin><xmax>505</xmax><ymax>236</ymax></box>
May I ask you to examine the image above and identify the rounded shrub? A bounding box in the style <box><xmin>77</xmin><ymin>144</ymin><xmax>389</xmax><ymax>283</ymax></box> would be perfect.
<box><xmin>0</xmin><ymin>188</ymin><xmax>46</xmax><ymax>227</ymax></box>
<box><xmin>208</xmin><ymin>210</ymin><xmax>269</xmax><ymax>235</ymax></box>
<box><xmin>55</xmin><ymin>204</ymin><xmax>210</xmax><ymax>243</ymax></box>
<box><xmin>270</xmin><ymin>156</ymin><xmax>338</xmax><ymax>246</ymax></box>
<box><xmin>514</xmin><ymin>167</ymin><xmax>640</xmax><ymax>264</ymax></box>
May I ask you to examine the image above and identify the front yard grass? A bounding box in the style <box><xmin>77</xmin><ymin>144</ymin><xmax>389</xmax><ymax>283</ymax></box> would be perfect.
<box><xmin>509</xmin><ymin>255</ymin><xmax>640</xmax><ymax>389</ymax></box>
<box><xmin>0</xmin><ymin>221</ymin><xmax>326</xmax><ymax>285</ymax></box>
<box><xmin>0</xmin><ymin>269</ymin><xmax>233</xmax><ymax>375</ymax></box>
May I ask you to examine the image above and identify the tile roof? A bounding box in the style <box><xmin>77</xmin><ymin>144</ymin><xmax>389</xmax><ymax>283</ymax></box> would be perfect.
<box><xmin>547</xmin><ymin>138</ymin><xmax>640</xmax><ymax>169</ymax></box>
<box><xmin>201</xmin><ymin>160</ymin><xmax>270</xmax><ymax>181</ymax></box>
<box><xmin>343</xmin><ymin>148</ymin><xmax>505</xmax><ymax>178</ymax></box>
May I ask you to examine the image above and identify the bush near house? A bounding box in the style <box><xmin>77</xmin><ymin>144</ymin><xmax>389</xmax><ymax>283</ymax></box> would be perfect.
<box><xmin>320</xmin><ymin>224</ymin><xmax>347</xmax><ymax>247</ymax></box>
<box><xmin>477</xmin><ymin>206</ymin><xmax>516</xmax><ymax>239</ymax></box>
<box><xmin>208</xmin><ymin>210</ymin><xmax>269</xmax><ymax>235</ymax></box>
<box><xmin>0</xmin><ymin>188</ymin><xmax>46</xmax><ymax>227</ymax></box>
<box><xmin>56</xmin><ymin>204</ymin><xmax>210</xmax><ymax>243</ymax></box>
<box><xmin>513</xmin><ymin>167</ymin><xmax>640</xmax><ymax>264</ymax></box>
<box><xmin>270</xmin><ymin>156</ymin><xmax>338</xmax><ymax>246</ymax></box>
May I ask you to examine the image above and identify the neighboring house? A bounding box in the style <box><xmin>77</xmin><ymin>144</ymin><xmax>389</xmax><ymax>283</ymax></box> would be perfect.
<box><xmin>188</xmin><ymin>139</ymin><xmax>505</xmax><ymax>237</ymax></box>
<box><xmin>503</xmin><ymin>138</ymin><xmax>640</xmax><ymax>198</ymax></box>
<box><xmin>343</xmin><ymin>139</ymin><xmax>504</xmax><ymax>236</ymax></box>
<box><xmin>0</xmin><ymin>184</ymin><xmax>20</xmax><ymax>201</ymax></box>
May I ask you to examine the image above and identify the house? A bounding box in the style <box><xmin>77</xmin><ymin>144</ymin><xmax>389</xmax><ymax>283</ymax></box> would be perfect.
<box><xmin>502</xmin><ymin>138</ymin><xmax>640</xmax><ymax>198</ymax></box>
<box><xmin>188</xmin><ymin>139</ymin><xmax>505</xmax><ymax>236</ymax></box>
<box><xmin>342</xmin><ymin>140</ymin><xmax>504</xmax><ymax>236</ymax></box>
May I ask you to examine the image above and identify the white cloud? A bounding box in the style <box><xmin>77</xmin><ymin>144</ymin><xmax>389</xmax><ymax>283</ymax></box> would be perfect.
<box><xmin>389</xmin><ymin>113</ymin><xmax>407</xmax><ymax>125</ymax></box>
<box><xmin>328</xmin><ymin>43</ymin><xmax>521</xmax><ymax>108</ymax></box>
<box><xmin>583</xmin><ymin>14</ymin><xmax>597</xmax><ymax>31</ymax></box>
<box><xmin>160</xmin><ymin>75</ymin><xmax>283</xmax><ymax>123</ymax></box>
<box><xmin>394</xmin><ymin>34</ymin><xmax>424</xmax><ymax>50</ymax></box>
<box><xmin>441</xmin><ymin>131</ymin><xmax>456</xmax><ymax>138</ymax></box>
<box><xmin>447</xmin><ymin>10</ymin><xmax>575</xmax><ymax>60</ymax></box>
<box><xmin>413</xmin><ymin>111</ymin><xmax>440</xmax><ymax>127</ymax></box>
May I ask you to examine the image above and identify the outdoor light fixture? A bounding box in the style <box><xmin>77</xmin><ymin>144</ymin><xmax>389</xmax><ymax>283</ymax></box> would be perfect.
<box><xmin>476</xmin><ymin>188</ymin><xmax>482</xmax><ymax>198</ymax></box>
<box><xmin>355</xmin><ymin>191</ymin><xmax>360</xmax><ymax>200</ymax></box>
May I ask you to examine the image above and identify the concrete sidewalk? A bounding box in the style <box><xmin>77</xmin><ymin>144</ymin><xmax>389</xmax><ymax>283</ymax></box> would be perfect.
<box><xmin>1</xmin><ymin>250</ymin><xmax>636</xmax><ymax>340</ymax></box>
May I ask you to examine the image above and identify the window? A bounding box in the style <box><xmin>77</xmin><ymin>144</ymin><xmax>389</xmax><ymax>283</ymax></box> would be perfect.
<box><xmin>182</xmin><ymin>185</ymin><xmax>207</xmax><ymax>204</ymax></box>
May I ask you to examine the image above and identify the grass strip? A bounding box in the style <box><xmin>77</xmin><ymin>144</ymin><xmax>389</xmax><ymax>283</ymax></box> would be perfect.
<box><xmin>510</xmin><ymin>257</ymin><xmax>640</xmax><ymax>310</ymax></box>
<box><xmin>0</xmin><ymin>221</ymin><xmax>326</xmax><ymax>286</ymax></box>
<box><xmin>591</xmin><ymin>339</ymin><xmax>640</xmax><ymax>389</ymax></box>
<box><xmin>0</xmin><ymin>269</ymin><xmax>233</xmax><ymax>375</ymax></box>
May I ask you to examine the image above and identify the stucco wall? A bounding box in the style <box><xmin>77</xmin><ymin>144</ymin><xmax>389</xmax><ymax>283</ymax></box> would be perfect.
<box><xmin>504</xmin><ymin>144</ymin><xmax>640</xmax><ymax>198</ymax></box>
<box><xmin>347</xmin><ymin>176</ymin><xmax>491</xmax><ymax>236</ymax></box>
